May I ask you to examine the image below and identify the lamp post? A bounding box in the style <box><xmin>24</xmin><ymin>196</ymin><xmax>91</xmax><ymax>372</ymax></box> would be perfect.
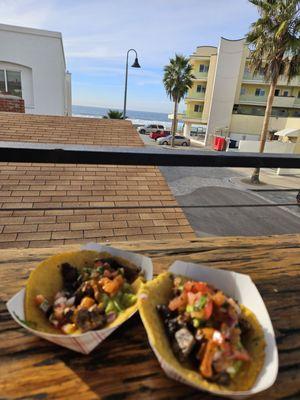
<box><xmin>123</xmin><ymin>49</ymin><xmax>141</xmax><ymax>119</ymax></box>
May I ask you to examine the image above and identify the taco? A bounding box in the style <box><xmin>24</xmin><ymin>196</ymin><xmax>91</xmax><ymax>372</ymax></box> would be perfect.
<box><xmin>25</xmin><ymin>250</ymin><xmax>143</xmax><ymax>334</ymax></box>
<box><xmin>138</xmin><ymin>272</ymin><xmax>265</xmax><ymax>393</ymax></box>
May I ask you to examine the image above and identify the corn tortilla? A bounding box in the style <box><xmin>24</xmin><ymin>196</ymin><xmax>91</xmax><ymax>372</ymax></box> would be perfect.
<box><xmin>138</xmin><ymin>272</ymin><xmax>265</xmax><ymax>393</ymax></box>
<box><xmin>25</xmin><ymin>250</ymin><xmax>143</xmax><ymax>334</ymax></box>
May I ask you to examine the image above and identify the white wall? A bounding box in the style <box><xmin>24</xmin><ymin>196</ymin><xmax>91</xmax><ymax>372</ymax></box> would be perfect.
<box><xmin>238</xmin><ymin>140</ymin><xmax>295</xmax><ymax>153</ymax></box>
<box><xmin>0</xmin><ymin>23</ymin><xmax>71</xmax><ymax>115</ymax></box>
<box><xmin>205</xmin><ymin>38</ymin><xmax>245</xmax><ymax>145</ymax></box>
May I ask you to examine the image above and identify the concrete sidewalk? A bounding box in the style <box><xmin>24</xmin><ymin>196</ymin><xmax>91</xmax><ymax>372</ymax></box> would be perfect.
<box><xmin>230</xmin><ymin>168</ymin><xmax>299</xmax><ymax>189</ymax></box>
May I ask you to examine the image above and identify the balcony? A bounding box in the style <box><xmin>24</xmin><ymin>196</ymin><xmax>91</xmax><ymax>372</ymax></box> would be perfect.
<box><xmin>240</xmin><ymin>95</ymin><xmax>297</xmax><ymax>108</ymax></box>
<box><xmin>294</xmin><ymin>97</ymin><xmax>300</xmax><ymax>108</ymax></box>
<box><xmin>182</xmin><ymin>109</ymin><xmax>203</xmax><ymax>120</ymax></box>
<box><xmin>185</xmin><ymin>92</ymin><xmax>205</xmax><ymax>102</ymax></box>
<box><xmin>192</xmin><ymin>71</ymin><xmax>208</xmax><ymax>80</ymax></box>
<box><xmin>243</xmin><ymin>72</ymin><xmax>300</xmax><ymax>87</ymax></box>
<box><xmin>273</xmin><ymin>96</ymin><xmax>296</xmax><ymax>107</ymax></box>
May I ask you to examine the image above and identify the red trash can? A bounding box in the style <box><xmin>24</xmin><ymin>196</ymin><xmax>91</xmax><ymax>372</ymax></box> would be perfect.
<box><xmin>217</xmin><ymin>137</ymin><xmax>226</xmax><ymax>151</ymax></box>
<box><xmin>213</xmin><ymin>136</ymin><xmax>220</xmax><ymax>150</ymax></box>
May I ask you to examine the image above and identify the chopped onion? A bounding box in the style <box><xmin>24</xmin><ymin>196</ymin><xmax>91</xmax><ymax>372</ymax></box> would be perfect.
<box><xmin>107</xmin><ymin>311</ymin><xmax>117</xmax><ymax>323</ymax></box>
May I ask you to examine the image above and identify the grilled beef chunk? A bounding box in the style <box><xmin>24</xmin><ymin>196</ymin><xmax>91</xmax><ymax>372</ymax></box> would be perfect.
<box><xmin>239</xmin><ymin>317</ymin><xmax>251</xmax><ymax>334</ymax></box>
<box><xmin>61</xmin><ymin>263</ymin><xmax>80</xmax><ymax>291</ymax></box>
<box><xmin>75</xmin><ymin>308</ymin><xmax>106</xmax><ymax>332</ymax></box>
<box><xmin>208</xmin><ymin>371</ymin><xmax>230</xmax><ymax>385</ymax></box>
<box><xmin>101</xmin><ymin>258</ymin><xmax>141</xmax><ymax>283</ymax></box>
<box><xmin>64</xmin><ymin>308</ymin><xmax>74</xmax><ymax>323</ymax></box>
<box><xmin>74</xmin><ymin>283</ymin><xmax>94</xmax><ymax>306</ymax></box>
<box><xmin>157</xmin><ymin>304</ymin><xmax>174</xmax><ymax>320</ymax></box>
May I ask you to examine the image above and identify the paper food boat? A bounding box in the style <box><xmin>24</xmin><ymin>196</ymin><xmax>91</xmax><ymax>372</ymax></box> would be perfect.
<box><xmin>7</xmin><ymin>243</ymin><xmax>153</xmax><ymax>354</ymax></box>
<box><xmin>139</xmin><ymin>261</ymin><xmax>278</xmax><ymax>399</ymax></box>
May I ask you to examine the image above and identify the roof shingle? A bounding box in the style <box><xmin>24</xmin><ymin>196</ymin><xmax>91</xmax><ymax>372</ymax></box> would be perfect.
<box><xmin>0</xmin><ymin>112</ymin><xmax>195</xmax><ymax>248</ymax></box>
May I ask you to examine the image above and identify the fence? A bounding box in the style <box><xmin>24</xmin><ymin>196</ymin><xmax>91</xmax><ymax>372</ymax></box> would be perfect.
<box><xmin>0</xmin><ymin>142</ymin><xmax>299</xmax><ymax>210</ymax></box>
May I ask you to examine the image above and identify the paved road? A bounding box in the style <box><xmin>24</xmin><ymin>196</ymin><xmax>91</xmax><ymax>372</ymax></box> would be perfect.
<box><xmin>160</xmin><ymin>166</ymin><xmax>300</xmax><ymax>236</ymax></box>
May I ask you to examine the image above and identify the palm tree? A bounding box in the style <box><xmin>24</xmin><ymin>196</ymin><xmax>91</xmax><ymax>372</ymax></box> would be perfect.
<box><xmin>246</xmin><ymin>0</ymin><xmax>300</xmax><ymax>184</ymax></box>
<box><xmin>103</xmin><ymin>109</ymin><xmax>124</xmax><ymax>119</ymax></box>
<box><xmin>163</xmin><ymin>54</ymin><xmax>195</xmax><ymax>147</ymax></box>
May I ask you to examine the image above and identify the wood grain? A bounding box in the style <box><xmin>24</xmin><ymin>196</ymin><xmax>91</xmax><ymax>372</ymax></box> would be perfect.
<box><xmin>0</xmin><ymin>235</ymin><xmax>300</xmax><ymax>399</ymax></box>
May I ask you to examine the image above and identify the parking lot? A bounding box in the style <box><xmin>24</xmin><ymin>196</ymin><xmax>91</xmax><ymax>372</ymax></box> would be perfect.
<box><xmin>138</xmin><ymin>131</ymin><xmax>203</xmax><ymax>149</ymax></box>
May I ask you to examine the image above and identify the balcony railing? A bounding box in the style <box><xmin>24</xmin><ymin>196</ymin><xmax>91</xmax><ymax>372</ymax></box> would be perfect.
<box><xmin>192</xmin><ymin>71</ymin><xmax>208</xmax><ymax>80</ymax></box>
<box><xmin>240</xmin><ymin>95</ymin><xmax>298</xmax><ymax>108</ymax></box>
<box><xmin>186</xmin><ymin>92</ymin><xmax>205</xmax><ymax>101</ymax></box>
<box><xmin>184</xmin><ymin>110</ymin><xmax>203</xmax><ymax>120</ymax></box>
<box><xmin>0</xmin><ymin>142</ymin><xmax>299</xmax><ymax>211</ymax></box>
<box><xmin>243</xmin><ymin>73</ymin><xmax>300</xmax><ymax>86</ymax></box>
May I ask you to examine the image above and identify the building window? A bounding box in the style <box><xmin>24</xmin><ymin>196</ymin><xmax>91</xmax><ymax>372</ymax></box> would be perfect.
<box><xmin>298</xmin><ymin>91</ymin><xmax>300</xmax><ymax>98</ymax></box>
<box><xmin>0</xmin><ymin>69</ymin><xmax>22</xmax><ymax>97</ymax></box>
<box><xmin>255</xmin><ymin>88</ymin><xmax>265</xmax><ymax>97</ymax></box>
<box><xmin>196</xmin><ymin>84</ymin><xmax>206</xmax><ymax>93</ymax></box>
<box><xmin>283</xmin><ymin>90</ymin><xmax>289</xmax><ymax>97</ymax></box>
<box><xmin>240</xmin><ymin>87</ymin><xmax>246</xmax><ymax>95</ymax></box>
<box><xmin>0</xmin><ymin>70</ymin><xmax>5</xmax><ymax>93</ymax></box>
<box><xmin>194</xmin><ymin>104</ymin><xmax>203</xmax><ymax>113</ymax></box>
<box><xmin>199</xmin><ymin>64</ymin><xmax>209</xmax><ymax>73</ymax></box>
<box><xmin>275</xmin><ymin>89</ymin><xmax>280</xmax><ymax>96</ymax></box>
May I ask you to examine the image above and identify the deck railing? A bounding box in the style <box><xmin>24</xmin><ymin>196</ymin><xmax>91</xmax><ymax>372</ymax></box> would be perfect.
<box><xmin>0</xmin><ymin>142</ymin><xmax>299</xmax><ymax>210</ymax></box>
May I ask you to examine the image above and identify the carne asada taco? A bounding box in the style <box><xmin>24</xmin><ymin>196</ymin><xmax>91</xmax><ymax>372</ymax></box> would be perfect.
<box><xmin>138</xmin><ymin>272</ymin><xmax>265</xmax><ymax>393</ymax></box>
<box><xmin>25</xmin><ymin>250</ymin><xmax>143</xmax><ymax>335</ymax></box>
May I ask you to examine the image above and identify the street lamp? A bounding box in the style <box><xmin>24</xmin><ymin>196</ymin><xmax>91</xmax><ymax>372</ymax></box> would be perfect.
<box><xmin>123</xmin><ymin>49</ymin><xmax>141</xmax><ymax>119</ymax></box>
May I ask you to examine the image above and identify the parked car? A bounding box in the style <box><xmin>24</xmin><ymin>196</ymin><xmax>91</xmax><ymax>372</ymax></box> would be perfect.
<box><xmin>137</xmin><ymin>124</ymin><xmax>165</xmax><ymax>135</ymax></box>
<box><xmin>149</xmin><ymin>130</ymin><xmax>170</xmax><ymax>140</ymax></box>
<box><xmin>157</xmin><ymin>135</ymin><xmax>190</xmax><ymax>146</ymax></box>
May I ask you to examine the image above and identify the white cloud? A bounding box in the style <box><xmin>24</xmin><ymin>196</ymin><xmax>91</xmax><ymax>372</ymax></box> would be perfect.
<box><xmin>0</xmin><ymin>0</ymin><xmax>258</xmax><ymax>112</ymax></box>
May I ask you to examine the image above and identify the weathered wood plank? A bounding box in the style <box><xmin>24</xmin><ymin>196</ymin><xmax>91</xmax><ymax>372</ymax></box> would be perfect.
<box><xmin>0</xmin><ymin>235</ymin><xmax>300</xmax><ymax>399</ymax></box>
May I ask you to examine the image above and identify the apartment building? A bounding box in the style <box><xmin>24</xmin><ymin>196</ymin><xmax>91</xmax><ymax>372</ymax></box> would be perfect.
<box><xmin>183</xmin><ymin>38</ymin><xmax>300</xmax><ymax>145</ymax></box>
<box><xmin>0</xmin><ymin>23</ymin><xmax>72</xmax><ymax>115</ymax></box>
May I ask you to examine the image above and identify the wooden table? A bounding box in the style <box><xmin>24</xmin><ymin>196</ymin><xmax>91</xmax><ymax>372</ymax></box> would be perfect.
<box><xmin>1</xmin><ymin>235</ymin><xmax>300</xmax><ymax>400</ymax></box>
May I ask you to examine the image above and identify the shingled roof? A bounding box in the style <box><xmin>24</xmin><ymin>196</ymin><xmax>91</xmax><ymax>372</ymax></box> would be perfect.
<box><xmin>0</xmin><ymin>112</ymin><xmax>195</xmax><ymax>248</ymax></box>
<box><xmin>0</xmin><ymin>112</ymin><xmax>144</xmax><ymax>146</ymax></box>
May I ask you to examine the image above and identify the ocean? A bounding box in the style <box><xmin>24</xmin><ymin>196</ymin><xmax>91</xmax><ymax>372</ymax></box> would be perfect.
<box><xmin>72</xmin><ymin>105</ymin><xmax>174</xmax><ymax>128</ymax></box>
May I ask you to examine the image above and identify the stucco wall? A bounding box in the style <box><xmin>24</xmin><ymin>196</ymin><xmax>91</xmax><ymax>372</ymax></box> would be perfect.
<box><xmin>202</xmin><ymin>54</ymin><xmax>217</xmax><ymax>123</ymax></box>
<box><xmin>206</xmin><ymin>38</ymin><xmax>245</xmax><ymax>143</ymax></box>
<box><xmin>0</xmin><ymin>24</ymin><xmax>70</xmax><ymax>116</ymax></box>
<box><xmin>230</xmin><ymin>114</ymin><xmax>287</xmax><ymax>135</ymax></box>
<box><xmin>238</xmin><ymin>140</ymin><xmax>295</xmax><ymax>153</ymax></box>
<box><xmin>230</xmin><ymin>114</ymin><xmax>300</xmax><ymax>136</ymax></box>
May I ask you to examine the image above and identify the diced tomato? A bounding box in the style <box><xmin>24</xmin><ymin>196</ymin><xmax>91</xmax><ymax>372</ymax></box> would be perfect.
<box><xmin>95</xmin><ymin>260</ymin><xmax>104</xmax><ymax>267</ymax></box>
<box><xmin>220</xmin><ymin>340</ymin><xmax>232</xmax><ymax>356</ymax></box>
<box><xmin>187</xmin><ymin>291</ymin><xmax>200</xmax><ymax>305</ymax></box>
<box><xmin>233</xmin><ymin>350</ymin><xmax>251</xmax><ymax>361</ymax></box>
<box><xmin>168</xmin><ymin>292</ymin><xmax>187</xmax><ymax>311</ymax></box>
<box><xmin>203</xmin><ymin>299</ymin><xmax>213</xmax><ymax>320</ymax></box>
<box><xmin>184</xmin><ymin>281</ymin><xmax>209</xmax><ymax>294</ymax></box>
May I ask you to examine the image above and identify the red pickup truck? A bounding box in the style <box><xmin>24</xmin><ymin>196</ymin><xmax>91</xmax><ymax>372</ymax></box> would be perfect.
<box><xmin>149</xmin><ymin>130</ymin><xmax>171</xmax><ymax>140</ymax></box>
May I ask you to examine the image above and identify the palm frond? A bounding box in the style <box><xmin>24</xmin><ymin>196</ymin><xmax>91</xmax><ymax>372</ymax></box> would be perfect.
<box><xmin>246</xmin><ymin>0</ymin><xmax>300</xmax><ymax>83</ymax></box>
<box><xmin>163</xmin><ymin>54</ymin><xmax>195</xmax><ymax>102</ymax></box>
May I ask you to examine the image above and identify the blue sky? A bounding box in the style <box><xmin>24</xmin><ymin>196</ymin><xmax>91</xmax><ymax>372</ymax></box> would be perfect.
<box><xmin>0</xmin><ymin>0</ymin><xmax>258</xmax><ymax>113</ymax></box>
